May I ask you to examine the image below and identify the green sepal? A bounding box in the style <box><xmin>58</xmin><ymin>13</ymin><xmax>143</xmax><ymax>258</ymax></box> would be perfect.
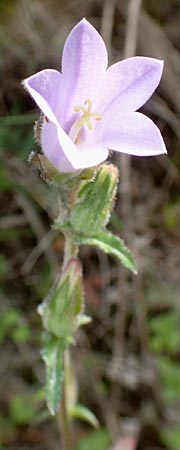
<box><xmin>38</xmin><ymin>258</ymin><xmax>84</xmax><ymax>338</ymax></box>
<box><xmin>70</xmin><ymin>164</ymin><xmax>119</xmax><ymax>236</ymax></box>
<box><xmin>76</xmin><ymin>230</ymin><xmax>137</xmax><ymax>274</ymax></box>
<box><xmin>41</xmin><ymin>333</ymin><xmax>67</xmax><ymax>415</ymax></box>
<box><xmin>33</xmin><ymin>152</ymin><xmax>82</xmax><ymax>189</ymax></box>
<box><xmin>35</xmin><ymin>153</ymin><xmax>96</xmax><ymax>186</ymax></box>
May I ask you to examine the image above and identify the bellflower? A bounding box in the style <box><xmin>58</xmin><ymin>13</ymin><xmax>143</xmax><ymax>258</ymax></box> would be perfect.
<box><xmin>23</xmin><ymin>19</ymin><xmax>166</xmax><ymax>173</ymax></box>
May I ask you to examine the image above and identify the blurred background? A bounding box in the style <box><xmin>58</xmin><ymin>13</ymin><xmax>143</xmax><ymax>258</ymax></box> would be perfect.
<box><xmin>0</xmin><ymin>0</ymin><xmax>180</xmax><ymax>449</ymax></box>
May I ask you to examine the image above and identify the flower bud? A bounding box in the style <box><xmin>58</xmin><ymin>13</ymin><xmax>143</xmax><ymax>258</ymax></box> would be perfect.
<box><xmin>38</xmin><ymin>258</ymin><xmax>84</xmax><ymax>338</ymax></box>
<box><xmin>70</xmin><ymin>164</ymin><xmax>119</xmax><ymax>236</ymax></box>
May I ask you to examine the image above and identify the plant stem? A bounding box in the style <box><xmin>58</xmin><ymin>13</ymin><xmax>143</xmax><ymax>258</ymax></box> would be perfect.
<box><xmin>58</xmin><ymin>235</ymin><xmax>78</xmax><ymax>449</ymax></box>
<box><xmin>64</xmin><ymin>235</ymin><xmax>79</xmax><ymax>266</ymax></box>
<box><xmin>58</xmin><ymin>352</ymin><xmax>71</xmax><ymax>450</ymax></box>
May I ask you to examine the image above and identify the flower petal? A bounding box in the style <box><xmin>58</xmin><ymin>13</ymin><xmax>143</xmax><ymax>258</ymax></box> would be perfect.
<box><xmin>23</xmin><ymin>69</ymin><xmax>64</xmax><ymax>123</ymax></box>
<box><xmin>61</xmin><ymin>19</ymin><xmax>108</xmax><ymax>112</ymax></box>
<box><xmin>57</xmin><ymin>131</ymin><xmax>109</xmax><ymax>169</ymax></box>
<box><xmin>98</xmin><ymin>57</ymin><xmax>164</xmax><ymax>113</ymax></box>
<box><xmin>41</xmin><ymin>121</ymin><xmax>76</xmax><ymax>172</ymax></box>
<box><xmin>42</xmin><ymin>121</ymin><xmax>108</xmax><ymax>172</ymax></box>
<box><xmin>98</xmin><ymin>110</ymin><xmax>167</xmax><ymax>156</ymax></box>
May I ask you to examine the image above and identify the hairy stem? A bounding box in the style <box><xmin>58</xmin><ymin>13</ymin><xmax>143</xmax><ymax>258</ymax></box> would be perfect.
<box><xmin>58</xmin><ymin>235</ymin><xmax>79</xmax><ymax>449</ymax></box>
<box><xmin>64</xmin><ymin>236</ymin><xmax>78</xmax><ymax>264</ymax></box>
<box><xmin>58</xmin><ymin>352</ymin><xmax>71</xmax><ymax>450</ymax></box>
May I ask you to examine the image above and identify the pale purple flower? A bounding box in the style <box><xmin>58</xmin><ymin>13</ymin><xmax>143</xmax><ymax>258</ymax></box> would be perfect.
<box><xmin>23</xmin><ymin>19</ymin><xmax>166</xmax><ymax>173</ymax></box>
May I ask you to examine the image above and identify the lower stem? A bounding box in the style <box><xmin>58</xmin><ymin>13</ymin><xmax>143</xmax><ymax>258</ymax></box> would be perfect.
<box><xmin>58</xmin><ymin>351</ymin><xmax>71</xmax><ymax>450</ymax></box>
<box><xmin>63</xmin><ymin>235</ymin><xmax>79</xmax><ymax>267</ymax></box>
<box><xmin>58</xmin><ymin>236</ymin><xmax>78</xmax><ymax>449</ymax></box>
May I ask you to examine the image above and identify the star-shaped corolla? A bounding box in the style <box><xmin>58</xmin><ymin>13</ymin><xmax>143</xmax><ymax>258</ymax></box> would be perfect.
<box><xmin>23</xmin><ymin>19</ymin><xmax>166</xmax><ymax>173</ymax></box>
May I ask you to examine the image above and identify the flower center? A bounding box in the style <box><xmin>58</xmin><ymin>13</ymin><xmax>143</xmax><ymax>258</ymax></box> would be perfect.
<box><xmin>74</xmin><ymin>99</ymin><xmax>102</xmax><ymax>131</ymax></box>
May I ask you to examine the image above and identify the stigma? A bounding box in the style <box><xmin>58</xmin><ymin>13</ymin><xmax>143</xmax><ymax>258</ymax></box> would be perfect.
<box><xmin>74</xmin><ymin>99</ymin><xmax>102</xmax><ymax>130</ymax></box>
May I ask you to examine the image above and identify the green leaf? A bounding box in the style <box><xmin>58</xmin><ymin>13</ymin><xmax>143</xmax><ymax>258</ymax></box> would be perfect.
<box><xmin>157</xmin><ymin>356</ymin><xmax>180</xmax><ymax>403</ymax></box>
<box><xmin>0</xmin><ymin>113</ymin><xmax>38</xmax><ymax>126</ymax></box>
<box><xmin>76</xmin><ymin>230</ymin><xmax>137</xmax><ymax>274</ymax></box>
<box><xmin>149</xmin><ymin>312</ymin><xmax>180</xmax><ymax>354</ymax></box>
<box><xmin>162</xmin><ymin>426</ymin><xmax>180</xmax><ymax>450</ymax></box>
<box><xmin>70</xmin><ymin>404</ymin><xmax>99</xmax><ymax>428</ymax></box>
<box><xmin>69</xmin><ymin>404</ymin><xmax>99</xmax><ymax>428</ymax></box>
<box><xmin>76</xmin><ymin>428</ymin><xmax>110</xmax><ymax>450</ymax></box>
<box><xmin>12</xmin><ymin>326</ymin><xmax>31</xmax><ymax>343</ymax></box>
<box><xmin>41</xmin><ymin>333</ymin><xmax>66</xmax><ymax>415</ymax></box>
<box><xmin>9</xmin><ymin>395</ymin><xmax>36</xmax><ymax>425</ymax></box>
